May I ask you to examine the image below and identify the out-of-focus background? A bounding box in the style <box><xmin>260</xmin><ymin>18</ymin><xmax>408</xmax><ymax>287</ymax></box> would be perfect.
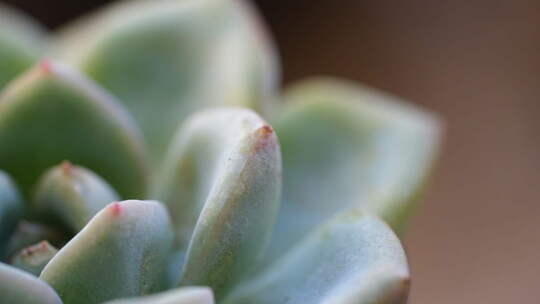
<box><xmin>4</xmin><ymin>0</ymin><xmax>539</xmax><ymax>303</ymax></box>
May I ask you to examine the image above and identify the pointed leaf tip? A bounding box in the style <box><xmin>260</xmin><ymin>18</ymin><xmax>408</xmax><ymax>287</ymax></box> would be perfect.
<box><xmin>40</xmin><ymin>200</ymin><xmax>174</xmax><ymax>304</ymax></box>
<box><xmin>55</xmin><ymin>0</ymin><xmax>279</xmax><ymax>161</ymax></box>
<box><xmin>153</xmin><ymin>108</ymin><xmax>281</xmax><ymax>298</ymax></box>
<box><xmin>110</xmin><ymin>201</ymin><xmax>122</xmax><ymax>216</ymax></box>
<box><xmin>12</xmin><ymin>241</ymin><xmax>58</xmax><ymax>276</ymax></box>
<box><xmin>0</xmin><ymin>61</ymin><xmax>149</xmax><ymax>199</ymax></box>
<box><xmin>33</xmin><ymin>162</ymin><xmax>120</xmax><ymax>233</ymax></box>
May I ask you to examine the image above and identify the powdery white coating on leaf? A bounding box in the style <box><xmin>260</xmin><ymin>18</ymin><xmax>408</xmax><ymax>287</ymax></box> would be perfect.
<box><xmin>223</xmin><ymin>212</ymin><xmax>409</xmax><ymax>304</ymax></box>
<box><xmin>54</xmin><ymin>0</ymin><xmax>279</xmax><ymax>162</ymax></box>
<box><xmin>33</xmin><ymin>162</ymin><xmax>120</xmax><ymax>232</ymax></box>
<box><xmin>103</xmin><ymin>287</ymin><xmax>214</xmax><ymax>304</ymax></box>
<box><xmin>0</xmin><ymin>262</ymin><xmax>62</xmax><ymax>304</ymax></box>
<box><xmin>264</xmin><ymin>77</ymin><xmax>442</xmax><ymax>264</ymax></box>
<box><xmin>153</xmin><ymin>107</ymin><xmax>281</xmax><ymax>298</ymax></box>
<box><xmin>40</xmin><ymin>200</ymin><xmax>174</xmax><ymax>304</ymax></box>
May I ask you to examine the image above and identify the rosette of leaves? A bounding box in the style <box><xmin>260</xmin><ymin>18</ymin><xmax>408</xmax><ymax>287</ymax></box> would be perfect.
<box><xmin>0</xmin><ymin>0</ymin><xmax>441</xmax><ymax>303</ymax></box>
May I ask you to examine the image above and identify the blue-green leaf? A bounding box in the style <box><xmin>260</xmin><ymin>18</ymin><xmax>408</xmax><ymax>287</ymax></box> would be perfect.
<box><xmin>40</xmin><ymin>200</ymin><xmax>174</xmax><ymax>304</ymax></box>
<box><xmin>223</xmin><ymin>212</ymin><xmax>409</xmax><ymax>304</ymax></box>
<box><xmin>153</xmin><ymin>108</ymin><xmax>281</xmax><ymax>298</ymax></box>
<box><xmin>265</xmin><ymin>77</ymin><xmax>441</xmax><ymax>262</ymax></box>
<box><xmin>11</xmin><ymin>241</ymin><xmax>58</xmax><ymax>276</ymax></box>
<box><xmin>55</xmin><ymin>0</ymin><xmax>279</xmax><ymax>161</ymax></box>
<box><xmin>0</xmin><ymin>170</ymin><xmax>23</xmax><ymax>257</ymax></box>
<box><xmin>33</xmin><ymin>161</ymin><xmax>120</xmax><ymax>232</ymax></box>
<box><xmin>0</xmin><ymin>262</ymin><xmax>62</xmax><ymax>304</ymax></box>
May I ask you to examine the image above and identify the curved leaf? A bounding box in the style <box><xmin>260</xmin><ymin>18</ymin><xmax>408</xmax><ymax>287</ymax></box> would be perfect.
<box><xmin>104</xmin><ymin>287</ymin><xmax>214</xmax><ymax>304</ymax></box>
<box><xmin>55</xmin><ymin>0</ymin><xmax>279</xmax><ymax>161</ymax></box>
<box><xmin>223</xmin><ymin>212</ymin><xmax>409</xmax><ymax>304</ymax></box>
<box><xmin>0</xmin><ymin>170</ymin><xmax>23</xmax><ymax>257</ymax></box>
<box><xmin>33</xmin><ymin>161</ymin><xmax>120</xmax><ymax>232</ymax></box>
<box><xmin>152</xmin><ymin>108</ymin><xmax>281</xmax><ymax>297</ymax></box>
<box><xmin>265</xmin><ymin>77</ymin><xmax>441</xmax><ymax>262</ymax></box>
<box><xmin>11</xmin><ymin>241</ymin><xmax>58</xmax><ymax>276</ymax></box>
<box><xmin>0</xmin><ymin>60</ymin><xmax>149</xmax><ymax>198</ymax></box>
<box><xmin>0</xmin><ymin>262</ymin><xmax>62</xmax><ymax>304</ymax></box>
<box><xmin>0</xmin><ymin>3</ymin><xmax>46</xmax><ymax>90</ymax></box>
<box><xmin>40</xmin><ymin>200</ymin><xmax>174</xmax><ymax>304</ymax></box>
<box><xmin>4</xmin><ymin>221</ymin><xmax>66</xmax><ymax>261</ymax></box>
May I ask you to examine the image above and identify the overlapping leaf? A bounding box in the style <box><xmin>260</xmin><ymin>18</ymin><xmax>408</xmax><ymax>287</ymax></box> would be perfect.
<box><xmin>153</xmin><ymin>108</ymin><xmax>281</xmax><ymax>298</ymax></box>
<box><xmin>55</xmin><ymin>0</ymin><xmax>279</xmax><ymax>161</ymax></box>
<box><xmin>40</xmin><ymin>200</ymin><xmax>174</xmax><ymax>304</ymax></box>
<box><xmin>0</xmin><ymin>262</ymin><xmax>62</xmax><ymax>304</ymax></box>
<box><xmin>223</xmin><ymin>211</ymin><xmax>410</xmax><ymax>304</ymax></box>
<box><xmin>263</xmin><ymin>77</ymin><xmax>441</xmax><ymax>263</ymax></box>
<box><xmin>0</xmin><ymin>3</ymin><xmax>46</xmax><ymax>90</ymax></box>
<box><xmin>0</xmin><ymin>61</ymin><xmax>149</xmax><ymax>198</ymax></box>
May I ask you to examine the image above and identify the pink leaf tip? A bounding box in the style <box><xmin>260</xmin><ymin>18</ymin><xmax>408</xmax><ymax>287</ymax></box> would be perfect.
<box><xmin>40</xmin><ymin>60</ymin><xmax>52</xmax><ymax>74</ymax></box>
<box><xmin>110</xmin><ymin>201</ymin><xmax>122</xmax><ymax>216</ymax></box>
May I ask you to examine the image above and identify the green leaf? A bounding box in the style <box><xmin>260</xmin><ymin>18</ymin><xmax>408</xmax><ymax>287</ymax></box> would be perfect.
<box><xmin>11</xmin><ymin>241</ymin><xmax>58</xmax><ymax>276</ymax></box>
<box><xmin>33</xmin><ymin>161</ymin><xmax>120</xmax><ymax>232</ymax></box>
<box><xmin>4</xmin><ymin>221</ymin><xmax>66</xmax><ymax>261</ymax></box>
<box><xmin>40</xmin><ymin>200</ymin><xmax>174</xmax><ymax>304</ymax></box>
<box><xmin>0</xmin><ymin>170</ymin><xmax>23</xmax><ymax>257</ymax></box>
<box><xmin>0</xmin><ymin>262</ymin><xmax>62</xmax><ymax>304</ymax></box>
<box><xmin>152</xmin><ymin>108</ymin><xmax>281</xmax><ymax>298</ymax></box>
<box><xmin>0</xmin><ymin>60</ymin><xmax>149</xmax><ymax>198</ymax></box>
<box><xmin>223</xmin><ymin>211</ymin><xmax>410</xmax><ymax>304</ymax></box>
<box><xmin>265</xmin><ymin>77</ymin><xmax>441</xmax><ymax>262</ymax></box>
<box><xmin>103</xmin><ymin>287</ymin><xmax>214</xmax><ymax>304</ymax></box>
<box><xmin>0</xmin><ymin>3</ymin><xmax>46</xmax><ymax>90</ymax></box>
<box><xmin>55</xmin><ymin>0</ymin><xmax>279</xmax><ymax>161</ymax></box>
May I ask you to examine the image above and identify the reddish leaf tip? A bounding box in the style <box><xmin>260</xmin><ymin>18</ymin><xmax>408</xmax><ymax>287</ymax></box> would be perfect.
<box><xmin>110</xmin><ymin>201</ymin><xmax>122</xmax><ymax>216</ymax></box>
<box><xmin>40</xmin><ymin>60</ymin><xmax>52</xmax><ymax>74</ymax></box>
<box><xmin>61</xmin><ymin>160</ymin><xmax>73</xmax><ymax>176</ymax></box>
<box><xmin>260</xmin><ymin>125</ymin><xmax>274</xmax><ymax>135</ymax></box>
<box><xmin>253</xmin><ymin>125</ymin><xmax>277</xmax><ymax>152</ymax></box>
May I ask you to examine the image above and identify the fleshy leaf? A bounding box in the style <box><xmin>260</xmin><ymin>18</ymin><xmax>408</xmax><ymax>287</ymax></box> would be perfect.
<box><xmin>103</xmin><ymin>287</ymin><xmax>214</xmax><ymax>304</ymax></box>
<box><xmin>223</xmin><ymin>212</ymin><xmax>410</xmax><ymax>304</ymax></box>
<box><xmin>0</xmin><ymin>262</ymin><xmax>62</xmax><ymax>304</ymax></box>
<box><xmin>33</xmin><ymin>161</ymin><xmax>120</xmax><ymax>232</ymax></box>
<box><xmin>152</xmin><ymin>108</ymin><xmax>281</xmax><ymax>298</ymax></box>
<box><xmin>40</xmin><ymin>200</ymin><xmax>174</xmax><ymax>304</ymax></box>
<box><xmin>0</xmin><ymin>60</ymin><xmax>149</xmax><ymax>198</ymax></box>
<box><xmin>0</xmin><ymin>170</ymin><xmax>23</xmax><ymax>257</ymax></box>
<box><xmin>55</xmin><ymin>0</ymin><xmax>279</xmax><ymax>161</ymax></box>
<box><xmin>5</xmin><ymin>221</ymin><xmax>66</xmax><ymax>261</ymax></box>
<box><xmin>11</xmin><ymin>241</ymin><xmax>58</xmax><ymax>276</ymax></box>
<box><xmin>265</xmin><ymin>77</ymin><xmax>441</xmax><ymax>262</ymax></box>
<box><xmin>0</xmin><ymin>3</ymin><xmax>46</xmax><ymax>90</ymax></box>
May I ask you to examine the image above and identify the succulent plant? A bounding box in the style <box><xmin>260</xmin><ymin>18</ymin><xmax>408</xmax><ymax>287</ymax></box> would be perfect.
<box><xmin>0</xmin><ymin>0</ymin><xmax>441</xmax><ymax>303</ymax></box>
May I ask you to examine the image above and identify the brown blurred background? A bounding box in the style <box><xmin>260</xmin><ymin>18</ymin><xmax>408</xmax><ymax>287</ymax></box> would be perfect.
<box><xmin>4</xmin><ymin>0</ymin><xmax>539</xmax><ymax>303</ymax></box>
